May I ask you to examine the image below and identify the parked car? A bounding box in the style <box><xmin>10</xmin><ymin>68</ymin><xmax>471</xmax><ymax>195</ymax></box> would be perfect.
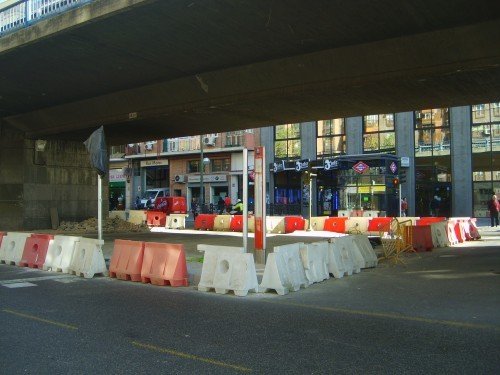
<box><xmin>140</xmin><ymin>188</ymin><xmax>170</xmax><ymax>209</ymax></box>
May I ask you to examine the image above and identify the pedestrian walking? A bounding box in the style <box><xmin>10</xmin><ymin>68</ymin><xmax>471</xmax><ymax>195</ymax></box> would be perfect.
<box><xmin>487</xmin><ymin>194</ymin><xmax>500</xmax><ymax>227</ymax></box>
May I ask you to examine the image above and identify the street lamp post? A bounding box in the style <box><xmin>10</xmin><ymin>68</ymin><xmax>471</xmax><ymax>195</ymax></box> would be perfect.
<box><xmin>199</xmin><ymin>134</ymin><xmax>210</xmax><ymax>212</ymax></box>
<box><xmin>308</xmin><ymin>173</ymin><xmax>317</xmax><ymax>231</ymax></box>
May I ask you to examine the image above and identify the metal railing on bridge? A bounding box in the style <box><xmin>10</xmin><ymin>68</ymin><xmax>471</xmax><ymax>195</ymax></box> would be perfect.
<box><xmin>0</xmin><ymin>0</ymin><xmax>92</xmax><ymax>36</ymax></box>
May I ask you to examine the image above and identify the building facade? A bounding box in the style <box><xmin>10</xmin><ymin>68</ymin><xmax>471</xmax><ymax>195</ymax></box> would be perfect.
<box><xmin>109</xmin><ymin>130</ymin><xmax>259</xmax><ymax>212</ymax></box>
<box><xmin>262</xmin><ymin>104</ymin><xmax>500</xmax><ymax>218</ymax></box>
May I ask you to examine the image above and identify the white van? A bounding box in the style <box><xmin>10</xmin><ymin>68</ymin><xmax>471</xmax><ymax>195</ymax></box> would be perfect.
<box><xmin>140</xmin><ymin>188</ymin><xmax>169</xmax><ymax>209</ymax></box>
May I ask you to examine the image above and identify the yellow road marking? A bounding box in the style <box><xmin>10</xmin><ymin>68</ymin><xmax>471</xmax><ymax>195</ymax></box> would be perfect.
<box><xmin>2</xmin><ymin>309</ymin><xmax>78</xmax><ymax>331</ymax></box>
<box><xmin>264</xmin><ymin>301</ymin><xmax>500</xmax><ymax>332</ymax></box>
<box><xmin>131</xmin><ymin>341</ymin><xmax>252</xmax><ymax>373</ymax></box>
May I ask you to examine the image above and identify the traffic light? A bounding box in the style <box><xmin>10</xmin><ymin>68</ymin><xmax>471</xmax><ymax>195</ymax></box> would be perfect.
<box><xmin>392</xmin><ymin>178</ymin><xmax>399</xmax><ymax>188</ymax></box>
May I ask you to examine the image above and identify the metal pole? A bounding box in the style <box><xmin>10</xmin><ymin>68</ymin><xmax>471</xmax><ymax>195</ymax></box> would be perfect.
<box><xmin>200</xmin><ymin>134</ymin><xmax>204</xmax><ymax>211</ymax></box>
<box><xmin>308</xmin><ymin>174</ymin><xmax>317</xmax><ymax>231</ymax></box>
<box><xmin>399</xmin><ymin>184</ymin><xmax>402</xmax><ymax>217</ymax></box>
<box><xmin>242</xmin><ymin>148</ymin><xmax>248</xmax><ymax>252</ymax></box>
<box><xmin>98</xmin><ymin>174</ymin><xmax>103</xmax><ymax>241</ymax></box>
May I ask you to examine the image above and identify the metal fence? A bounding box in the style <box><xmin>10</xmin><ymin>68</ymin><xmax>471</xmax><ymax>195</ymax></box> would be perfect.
<box><xmin>0</xmin><ymin>0</ymin><xmax>92</xmax><ymax>35</ymax></box>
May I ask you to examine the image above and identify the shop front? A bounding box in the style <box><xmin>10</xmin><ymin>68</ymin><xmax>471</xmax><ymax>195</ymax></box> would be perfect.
<box><xmin>109</xmin><ymin>169</ymin><xmax>127</xmax><ymax>210</ymax></box>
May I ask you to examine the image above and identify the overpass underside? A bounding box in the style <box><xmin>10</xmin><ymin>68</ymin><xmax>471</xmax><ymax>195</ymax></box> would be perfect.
<box><xmin>1</xmin><ymin>0</ymin><xmax>500</xmax><ymax>144</ymax></box>
<box><xmin>1</xmin><ymin>0</ymin><xmax>500</xmax><ymax>230</ymax></box>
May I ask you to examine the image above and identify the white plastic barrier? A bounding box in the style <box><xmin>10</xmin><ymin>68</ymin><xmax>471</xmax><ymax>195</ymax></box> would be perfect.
<box><xmin>345</xmin><ymin>218</ymin><xmax>369</xmax><ymax>234</ymax></box>
<box><xmin>266</xmin><ymin>216</ymin><xmax>285</xmax><ymax>234</ymax></box>
<box><xmin>0</xmin><ymin>232</ymin><xmax>32</xmax><ymax>265</ymax></box>
<box><xmin>260</xmin><ymin>243</ymin><xmax>309</xmax><ymax>295</ymax></box>
<box><xmin>309</xmin><ymin>217</ymin><xmax>327</xmax><ymax>231</ymax></box>
<box><xmin>430</xmin><ymin>222</ymin><xmax>449</xmax><ymax>248</ymax></box>
<box><xmin>362</xmin><ymin>210</ymin><xmax>379</xmax><ymax>218</ymax></box>
<box><xmin>213</xmin><ymin>215</ymin><xmax>232</xmax><ymax>231</ymax></box>
<box><xmin>43</xmin><ymin>235</ymin><xmax>81</xmax><ymax>273</ymax></box>
<box><xmin>68</xmin><ymin>238</ymin><xmax>108</xmax><ymax>278</ymax></box>
<box><xmin>350</xmin><ymin>235</ymin><xmax>378</xmax><ymax>268</ymax></box>
<box><xmin>197</xmin><ymin>245</ymin><xmax>258</xmax><ymax>297</ymax></box>
<box><xmin>166</xmin><ymin>214</ymin><xmax>187</xmax><ymax>229</ymax></box>
<box><xmin>299</xmin><ymin>241</ymin><xmax>330</xmax><ymax>283</ymax></box>
<box><xmin>446</xmin><ymin>221</ymin><xmax>460</xmax><ymax>246</ymax></box>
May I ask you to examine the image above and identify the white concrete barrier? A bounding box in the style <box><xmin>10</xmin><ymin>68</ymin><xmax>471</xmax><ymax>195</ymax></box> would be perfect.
<box><xmin>350</xmin><ymin>235</ymin><xmax>378</xmax><ymax>268</ymax></box>
<box><xmin>198</xmin><ymin>245</ymin><xmax>243</xmax><ymax>292</ymax></box>
<box><xmin>260</xmin><ymin>243</ymin><xmax>309</xmax><ymax>295</ymax></box>
<box><xmin>299</xmin><ymin>241</ymin><xmax>330</xmax><ymax>283</ymax></box>
<box><xmin>43</xmin><ymin>235</ymin><xmax>81</xmax><ymax>273</ymax></box>
<box><xmin>335</xmin><ymin>236</ymin><xmax>362</xmax><ymax>273</ymax></box>
<box><xmin>68</xmin><ymin>238</ymin><xmax>108</xmax><ymax>278</ymax></box>
<box><xmin>166</xmin><ymin>214</ymin><xmax>188</xmax><ymax>229</ymax></box>
<box><xmin>430</xmin><ymin>222</ymin><xmax>449</xmax><ymax>248</ymax></box>
<box><xmin>326</xmin><ymin>241</ymin><xmax>347</xmax><ymax>278</ymax></box>
<box><xmin>0</xmin><ymin>232</ymin><xmax>32</xmax><ymax>265</ymax></box>
<box><xmin>328</xmin><ymin>238</ymin><xmax>357</xmax><ymax>277</ymax></box>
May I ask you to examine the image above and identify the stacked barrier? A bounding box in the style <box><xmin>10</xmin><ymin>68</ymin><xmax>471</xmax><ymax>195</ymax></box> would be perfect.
<box><xmin>141</xmin><ymin>242</ymin><xmax>188</xmax><ymax>286</ymax></box>
<box><xmin>19</xmin><ymin>234</ymin><xmax>54</xmax><ymax>268</ymax></box>
<box><xmin>260</xmin><ymin>243</ymin><xmax>309</xmax><ymax>295</ymax></box>
<box><xmin>345</xmin><ymin>217</ymin><xmax>370</xmax><ymax>234</ymax></box>
<box><xmin>43</xmin><ymin>235</ymin><xmax>81</xmax><ymax>273</ymax></box>
<box><xmin>68</xmin><ymin>238</ymin><xmax>108</xmax><ymax>278</ymax></box>
<box><xmin>329</xmin><ymin>236</ymin><xmax>360</xmax><ymax>275</ymax></box>
<box><xmin>0</xmin><ymin>232</ymin><xmax>32</xmax><ymax>265</ymax></box>
<box><xmin>367</xmin><ymin>217</ymin><xmax>392</xmax><ymax>233</ymax></box>
<box><xmin>197</xmin><ymin>244</ymin><xmax>258</xmax><ymax>296</ymax></box>
<box><xmin>109</xmin><ymin>239</ymin><xmax>144</xmax><ymax>281</ymax></box>
<box><xmin>230</xmin><ymin>215</ymin><xmax>244</xmax><ymax>231</ymax></box>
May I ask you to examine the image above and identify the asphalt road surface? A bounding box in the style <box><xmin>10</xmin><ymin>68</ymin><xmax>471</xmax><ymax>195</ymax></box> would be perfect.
<box><xmin>1</xmin><ymin>230</ymin><xmax>499</xmax><ymax>374</ymax></box>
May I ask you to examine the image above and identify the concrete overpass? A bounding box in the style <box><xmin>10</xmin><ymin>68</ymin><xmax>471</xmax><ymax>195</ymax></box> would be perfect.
<box><xmin>1</xmin><ymin>0</ymin><xmax>500</xmax><ymax>230</ymax></box>
<box><xmin>1</xmin><ymin>0</ymin><xmax>500</xmax><ymax>144</ymax></box>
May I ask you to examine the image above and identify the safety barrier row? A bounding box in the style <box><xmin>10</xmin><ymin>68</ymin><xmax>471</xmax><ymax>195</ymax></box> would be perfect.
<box><xmin>109</xmin><ymin>239</ymin><xmax>188</xmax><ymax>287</ymax></box>
<box><xmin>196</xmin><ymin>234</ymin><xmax>377</xmax><ymax>297</ymax></box>
<box><xmin>0</xmin><ymin>232</ymin><xmax>107</xmax><ymax>278</ymax></box>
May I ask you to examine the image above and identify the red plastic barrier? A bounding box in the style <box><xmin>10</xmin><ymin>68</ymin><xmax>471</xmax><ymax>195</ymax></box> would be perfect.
<box><xmin>194</xmin><ymin>214</ymin><xmax>216</xmax><ymax>230</ymax></box>
<box><xmin>230</xmin><ymin>215</ymin><xmax>243</xmax><ymax>232</ymax></box>
<box><xmin>109</xmin><ymin>239</ymin><xmax>144</xmax><ymax>282</ymax></box>
<box><xmin>0</xmin><ymin>232</ymin><xmax>5</xmax><ymax>248</ymax></box>
<box><xmin>146</xmin><ymin>211</ymin><xmax>167</xmax><ymax>227</ymax></box>
<box><xmin>416</xmin><ymin>217</ymin><xmax>446</xmax><ymax>226</ymax></box>
<box><xmin>411</xmin><ymin>225</ymin><xmax>433</xmax><ymax>252</ymax></box>
<box><xmin>454</xmin><ymin>222</ymin><xmax>465</xmax><ymax>243</ymax></box>
<box><xmin>284</xmin><ymin>216</ymin><xmax>306</xmax><ymax>233</ymax></box>
<box><xmin>367</xmin><ymin>217</ymin><xmax>393</xmax><ymax>232</ymax></box>
<box><xmin>19</xmin><ymin>234</ymin><xmax>54</xmax><ymax>268</ymax></box>
<box><xmin>154</xmin><ymin>197</ymin><xmax>187</xmax><ymax>214</ymax></box>
<box><xmin>323</xmin><ymin>217</ymin><xmax>348</xmax><ymax>233</ymax></box>
<box><xmin>141</xmin><ymin>242</ymin><xmax>188</xmax><ymax>286</ymax></box>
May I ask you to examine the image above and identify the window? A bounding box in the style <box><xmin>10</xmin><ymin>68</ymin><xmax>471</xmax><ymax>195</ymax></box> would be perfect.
<box><xmin>317</xmin><ymin>119</ymin><xmax>346</xmax><ymax>158</ymax></box>
<box><xmin>188</xmin><ymin>160</ymin><xmax>200</xmax><ymax>173</ymax></box>
<box><xmin>211</xmin><ymin>158</ymin><xmax>230</xmax><ymax>172</ymax></box>
<box><xmin>363</xmin><ymin>113</ymin><xmax>395</xmax><ymax>153</ymax></box>
<box><xmin>274</xmin><ymin>124</ymin><xmax>301</xmax><ymax>160</ymax></box>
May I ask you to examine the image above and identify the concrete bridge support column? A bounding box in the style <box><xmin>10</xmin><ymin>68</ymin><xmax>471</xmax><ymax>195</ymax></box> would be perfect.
<box><xmin>0</xmin><ymin>122</ymin><xmax>100</xmax><ymax>230</ymax></box>
<box><xmin>396</xmin><ymin>112</ymin><xmax>416</xmax><ymax>216</ymax></box>
<box><xmin>450</xmin><ymin>106</ymin><xmax>473</xmax><ymax>218</ymax></box>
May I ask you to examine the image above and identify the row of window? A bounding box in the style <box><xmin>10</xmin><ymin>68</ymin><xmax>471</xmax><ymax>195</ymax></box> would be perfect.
<box><xmin>187</xmin><ymin>158</ymin><xmax>231</xmax><ymax>173</ymax></box>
